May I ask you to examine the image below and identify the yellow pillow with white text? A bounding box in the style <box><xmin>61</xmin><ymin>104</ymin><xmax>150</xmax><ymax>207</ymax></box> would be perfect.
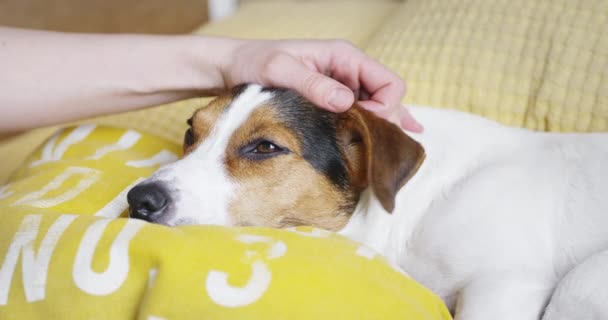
<box><xmin>0</xmin><ymin>125</ymin><xmax>451</xmax><ymax>319</ymax></box>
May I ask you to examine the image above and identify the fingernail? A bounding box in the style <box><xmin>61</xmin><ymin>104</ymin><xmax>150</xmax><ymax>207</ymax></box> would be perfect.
<box><xmin>412</xmin><ymin>122</ymin><xmax>424</xmax><ymax>132</ymax></box>
<box><xmin>328</xmin><ymin>88</ymin><xmax>353</xmax><ymax>111</ymax></box>
<box><xmin>401</xmin><ymin>116</ymin><xmax>424</xmax><ymax>133</ymax></box>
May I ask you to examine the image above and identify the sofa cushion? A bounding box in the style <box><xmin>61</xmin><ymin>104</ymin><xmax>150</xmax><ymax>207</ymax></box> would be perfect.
<box><xmin>196</xmin><ymin>1</ymin><xmax>399</xmax><ymax>47</ymax></box>
<box><xmin>366</xmin><ymin>0</ymin><xmax>608</xmax><ymax>132</ymax></box>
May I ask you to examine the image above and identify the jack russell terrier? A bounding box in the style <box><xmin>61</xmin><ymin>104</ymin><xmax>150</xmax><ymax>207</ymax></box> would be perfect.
<box><xmin>127</xmin><ymin>84</ymin><xmax>608</xmax><ymax>320</ymax></box>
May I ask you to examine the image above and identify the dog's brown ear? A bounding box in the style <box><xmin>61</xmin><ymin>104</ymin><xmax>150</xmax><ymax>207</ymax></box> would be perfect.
<box><xmin>337</xmin><ymin>105</ymin><xmax>425</xmax><ymax>213</ymax></box>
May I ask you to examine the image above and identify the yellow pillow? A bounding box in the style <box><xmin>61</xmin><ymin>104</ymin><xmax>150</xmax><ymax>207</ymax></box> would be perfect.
<box><xmin>366</xmin><ymin>0</ymin><xmax>608</xmax><ymax>132</ymax></box>
<box><xmin>0</xmin><ymin>125</ymin><xmax>451</xmax><ymax>319</ymax></box>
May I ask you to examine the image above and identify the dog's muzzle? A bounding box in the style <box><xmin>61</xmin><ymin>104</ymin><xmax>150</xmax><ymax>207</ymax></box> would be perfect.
<box><xmin>127</xmin><ymin>182</ymin><xmax>171</xmax><ymax>223</ymax></box>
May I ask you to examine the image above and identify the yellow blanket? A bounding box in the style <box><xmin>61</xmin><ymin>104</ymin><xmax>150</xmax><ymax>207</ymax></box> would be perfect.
<box><xmin>0</xmin><ymin>125</ymin><xmax>451</xmax><ymax>319</ymax></box>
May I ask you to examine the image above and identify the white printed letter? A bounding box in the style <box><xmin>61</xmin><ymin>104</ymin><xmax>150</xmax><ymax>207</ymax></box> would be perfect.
<box><xmin>73</xmin><ymin>219</ymin><xmax>144</xmax><ymax>296</ymax></box>
<box><xmin>0</xmin><ymin>214</ymin><xmax>77</xmax><ymax>305</ymax></box>
<box><xmin>12</xmin><ymin>167</ymin><xmax>100</xmax><ymax>208</ymax></box>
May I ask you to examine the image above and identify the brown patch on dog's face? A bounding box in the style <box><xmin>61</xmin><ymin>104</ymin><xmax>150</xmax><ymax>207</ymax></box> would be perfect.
<box><xmin>224</xmin><ymin>106</ymin><xmax>355</xmax><ymax>231</ymax></box>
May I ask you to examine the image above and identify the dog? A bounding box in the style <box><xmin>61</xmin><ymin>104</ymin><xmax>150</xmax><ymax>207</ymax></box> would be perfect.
<box><xmin>127</xmin><ymin>84</ymin><xmax>608</xmax><ymax>320</ymax></box>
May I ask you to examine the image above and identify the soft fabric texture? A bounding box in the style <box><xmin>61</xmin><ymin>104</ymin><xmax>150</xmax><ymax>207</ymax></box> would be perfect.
<box><xmin>198</xmin><ymin>1</ymin><xmax>398</xmax><ymax>45</ymax></box>
<box><xmin>2</xmin><ymin>0</ymin><xmax>606</xmax><ymax>183</ymax></box>
<box><xmin>366</xmin><ymin>0</ymin><xmax>608</xmax><ymax>131</ymax></box>
<box><xmin>0</xmin><ymin>125</ymin><xmax>451</xmax><ymax>319</ymax></box>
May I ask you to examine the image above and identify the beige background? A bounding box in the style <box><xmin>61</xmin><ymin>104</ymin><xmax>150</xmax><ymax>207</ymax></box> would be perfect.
<box><xmin>0</xmin><ymin>0</ymin><xmax>209</xmax><ymax>33</ymax></box>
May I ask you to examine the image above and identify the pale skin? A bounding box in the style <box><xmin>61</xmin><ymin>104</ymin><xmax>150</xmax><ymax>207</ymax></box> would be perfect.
<box><xmin>0</xmin><ymin>27</ymin><xmax>422</xmax><ymax>134</ymax></box>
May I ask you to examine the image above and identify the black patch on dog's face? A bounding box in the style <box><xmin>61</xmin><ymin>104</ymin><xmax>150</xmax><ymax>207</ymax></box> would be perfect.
<box><xmin>219</xmin><ymin>84</ymin><xmax>252</xmax><ymax>114</ymax></box>
<box><xmin>265</xmin><ymin>88</ymin><xmax>350</xmax><ymax>189</ymax></box>
<box><xmin>232</xmin><ymin>83</ymin><xmax>250</xmax><ymax>97</ymax></box>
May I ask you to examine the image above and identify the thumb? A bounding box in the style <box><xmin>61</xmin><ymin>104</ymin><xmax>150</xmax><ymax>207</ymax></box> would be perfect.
<box><xmin>264</xmin><ymin>54</ymin><xmax>354</xmax><ymax>112</ymax></box>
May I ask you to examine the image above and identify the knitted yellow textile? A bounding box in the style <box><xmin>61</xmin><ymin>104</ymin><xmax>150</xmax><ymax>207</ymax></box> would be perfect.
<box><xmin>0</xmin><ymin>126</ymin><xmax>452</xmax><ymax>319</ymax></box>
<box><xmin>366</xmin><ymin>0</ymin><xmax>608</xmax><ymax>131</ymax></box>
<box><xmin>196</xmin><ymin>1</ymin><xmax>398</xmax><ymax>46</ymax></box>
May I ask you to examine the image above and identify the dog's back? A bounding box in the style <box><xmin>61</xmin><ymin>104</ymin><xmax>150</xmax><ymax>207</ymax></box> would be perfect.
<box><xmin>389</xmin><ymin>106</ymin><xmax>608</xmax><ymax>319</ymax></box>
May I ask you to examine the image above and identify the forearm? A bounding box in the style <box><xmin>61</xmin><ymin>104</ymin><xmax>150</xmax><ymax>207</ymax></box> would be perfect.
<box><xmin>0</xmin><ymin>27</ymin><xmax>238</xmax><ymax>133</ymax></box>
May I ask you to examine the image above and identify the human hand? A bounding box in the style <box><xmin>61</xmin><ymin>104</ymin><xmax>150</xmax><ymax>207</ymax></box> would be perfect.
<box><xmin>220</xmin><ymin>39</ymin><xmax>423</xmax><ymax>132</ymax></box>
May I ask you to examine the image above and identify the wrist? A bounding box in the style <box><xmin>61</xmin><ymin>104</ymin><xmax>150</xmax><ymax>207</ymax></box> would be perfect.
<box><xmin>181</xmin><ymin>35</ymin><xmax>245</xmax><ymax>94</ymax></box>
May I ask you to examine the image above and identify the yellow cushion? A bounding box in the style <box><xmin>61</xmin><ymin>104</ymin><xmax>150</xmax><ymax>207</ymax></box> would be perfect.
<box><xmin>0</xmin><ymin>97</ymin><xmax>206</xmax><ymax>185</ymax></box>
<box><xmin>0</xmin><ymin>125</ymin><xmax>452</xmax><ymax>319</ymax></box>
<box><xmin>0</xmin><ymin>127</ymin><xmax>60</xmax><ymax>184</ymax></box>
<box><xmin>366</xmin><ymin>0</ymin><xmax>608</xmax><ymax>132</ymax></box>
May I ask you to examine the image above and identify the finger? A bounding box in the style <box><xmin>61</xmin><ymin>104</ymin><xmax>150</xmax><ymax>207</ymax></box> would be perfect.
<box><xmin>326</xmin><ymin>42</ymin><xmax>405</xmax><ymax>115</ymax></box>
<box><xmin>358</xmin><ymin>57</ymin><xmax>406</xmax><ymax>110</ymax></box>
<box><xmin>358</xmin><ymin>100</ymin><xmax>398</xmax><ymax>124</ymax></box>
<box><xmin>399</xmin><ymin>106</ymin><xmax>424</xmax><ymax>133</ymax></box>
<box><xmin>358</xmin><ymin>99</ymin><xmax>388</xmax><ymax>115</ymax></box>
<box><xmin>262</xmin><ymin>53</ymin><xmax>354</xmax><ymax>112</ymax></box>
<box><xmin>359</xmin><ymin>101</ymin><xmax>423</xmax><ymax>132</ymax></box>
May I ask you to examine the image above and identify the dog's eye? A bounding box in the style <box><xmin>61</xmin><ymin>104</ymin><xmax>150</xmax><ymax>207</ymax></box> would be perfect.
<box><xmin>241</xmin><ymin>139</ymin><xmax>288</xmax><ymax>160</ymax></box>
<box><xmin>184</xmin><ymin>128</ymin><xmax>195</xmax><ymax>146</ymax></box>
<box><xmin>254</xmin><ymin>141</ymin><xmax>280</xmax><ymax>154</ymax></box>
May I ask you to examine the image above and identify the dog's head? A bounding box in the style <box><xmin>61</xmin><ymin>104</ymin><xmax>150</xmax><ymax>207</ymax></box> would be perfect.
<box><xmin>127</xmin><ymin>84</ymin><xmax>424</xmax><ymax>231</ymax></box>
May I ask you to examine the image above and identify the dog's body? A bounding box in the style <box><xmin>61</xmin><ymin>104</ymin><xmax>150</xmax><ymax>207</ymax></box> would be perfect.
<box><xmin>342</xmin><ymin>106</ymin><xmax>608</xmax><ymax>319</ymax></box>
<box><xmin>128</xmin><ymin>85</ymin><xmax>608</xmax><ymax>319</ymax></box>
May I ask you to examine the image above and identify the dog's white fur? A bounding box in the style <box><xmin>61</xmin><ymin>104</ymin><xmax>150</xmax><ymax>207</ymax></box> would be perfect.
<box><xmin>341</xmin><ymin>106</ymin><xmax>608</xmax><ymax>319</ymax></box>
<box><xmin>146</xmin><ymin>86</ymin><xmax>608</xmax><ymax>319</ymax></box>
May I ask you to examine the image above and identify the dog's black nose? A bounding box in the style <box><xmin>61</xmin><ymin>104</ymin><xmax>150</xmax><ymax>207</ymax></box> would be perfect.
<box><xmin>127</xmin><ymin>183</ymin><xmax>170</xmax><ymax>222</ymax></box>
